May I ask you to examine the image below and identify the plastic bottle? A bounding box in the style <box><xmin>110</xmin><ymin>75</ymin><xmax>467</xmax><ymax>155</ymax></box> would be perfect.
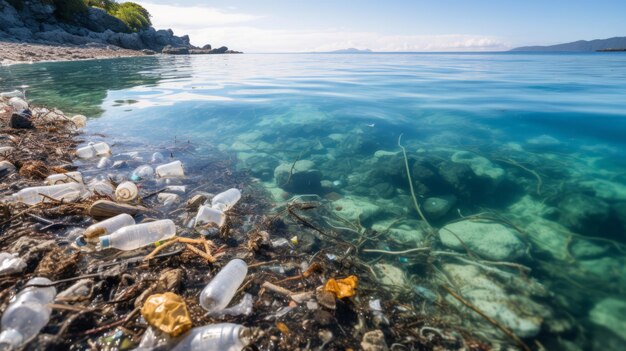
<box><xmin>131</xmin><ymin>165</ymin><xmax>154</xmax><ymax>181</ymax></box>
<box><xmin>150</xmin><ymin>152</ymin><xmax>165</xmax><ymax>164</ymax></box>
<box><xmin>84</xmin><ymin>213</ymin><xmax>135</xmax><ymax>243</ymax></box>
<box><xmin>87</xmin><ymin>179</ymin><xmax>114</xmax><ymax>197</ymax></box>
<box><xmin>99</xmin><ymin>219</ymin><xmax>176</xmax><ymax>251</ymax></box>
<box><xmin>199</xmin><ymin>259</ymin><xmax>248</xmax><ymax>313</ymax></box>
<box><xmin>11</xmin><ymin>183</ymin><xmax>84</xmax><ymax>205</ymax></box>
<box><xmin>115</xmin><ymin>181</ymin><xmax>138</xmax><ymax>202</ymax></box>
<box><xmin>171</xmin><ymin>323</ymin><xmax>251</xmax><ymax>351</ymax></box>
<box><xmin>0</xmin><ymin>277</ymin><xmax>56</xmax><ymax>350</ymax></box>
<box><xmin>0</xmin><ymin>252</ymin><xmax>26</xmax><ymax>274</ymax></box>
<box><xmin>211</xmin><ymin>189</ymin><xmax>241</xmax><ymax>212</ymax></box>
<box><xmin>71</xmin><ymin>115</ymin><xmax>87</xmax><ymax>128</ymax></box>
<box><xmin>155</xmin><ymin>161</ymin><xmax>184</xmax><ymax>178</ymax></box>
<box><xmin>76</xmin><ymin>142</ymin><xmax>111</xmax><ymax>159</ymax></box>
<box><xmin>8</xmin><ymin>97</ymin><xmax>28</xmax><ymax>111</ymax></box>
<box><xmin>45</xmin><ymin>171</ymin><xmax>83</xmax><ymax>185</ymax></box>
<box><xmin>97</xmin><ymin>156</ymin><xmax>112</xmax><ymax>169</ymax></box>
<box><xmin>157</xmin><ymin>192</ymin><xmax>180</xmax><ymax>206</ymax></box>
<box><xmin>0</xmin><ymin>161</ymin><xmax>16</xmax><ymax>175</ymax></box>
<box><xmin>195</xmin><ymin>205</ymin><xmax>226</xmax><ymax>227</ymax></box>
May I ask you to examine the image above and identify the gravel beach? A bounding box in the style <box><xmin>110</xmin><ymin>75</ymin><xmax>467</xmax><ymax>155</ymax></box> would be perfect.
<box><xmin>0</xmin><ymin>41</ymin><xmax>146</xmax><ymax>65</ymax></box>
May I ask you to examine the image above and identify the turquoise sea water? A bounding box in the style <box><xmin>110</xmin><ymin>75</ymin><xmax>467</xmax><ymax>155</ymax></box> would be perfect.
<box><xmin>2</xmin><ymin>53</ymin><xmax>626</xmax><ymax>349</ymax></box>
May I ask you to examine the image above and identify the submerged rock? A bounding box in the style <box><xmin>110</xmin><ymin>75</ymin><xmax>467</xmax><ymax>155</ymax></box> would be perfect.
<box><xmin>274</xmin><ymin>160</ymin><xmax>322</xmax><ymax>193</ymax></box>
<box><xmin>373</xmin><ymin>263</ymin><xmax>407</xmax><ymax>289</ymax></box>
<box><xmin>443</xmin><ymin>263</ymin><xmax>550</xmax><ymax>338</ymax></box>
<box><xmin>589</xmin><ymin>298</ymin><xmax>626</xmax><ymax>341</ymax></box>
<box><xmin>9</xmin><ymin>112</ymin><xmax>34</xmax><ymax>129</ymax></box>
<box><xmin>371</xmin><ymin>219</ymin><xmax>426</xmax><ymax>245</ymax></box>
<box><xmin>333</xmin><ymin>196</ymin><xmax>383</xmax><ymax>224</ymax></box>
<box><xmin>450</xmin><ymin>151</ymin><xmax>504</xmax><ymax>181</ymax></box>
<box><xmin>361</xmin><ymin>330</ymin><xmax>388</xmax><ymax>351</ymax></box>
<box><xmin>439</xmin><ymin>220</ymin><xmax>525</xmax><ymax>260</ymax></box>
<box><xmin>558</xmin><ymin>193</ymin><xmax>610</xmax><ymax>234</ymax></box>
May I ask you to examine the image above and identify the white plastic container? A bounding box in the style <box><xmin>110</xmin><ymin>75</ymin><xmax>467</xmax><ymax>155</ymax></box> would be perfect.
<box><xmin>195</xmin><ymin>206</ymin><xmax>226</xmax><ymax>227</ymax></box>
<box><xmin>155</xmin><ymin>160</ymin><xmax>184</xmax><ymax>178</ymax></box>
<box><xmin>0</xmin><ymin>252</ymin><xmax>26</xmax><ymax>274</ymax></box>
<box><xmin>0</xmin><ymin>146</ymin><xmax>14</xmax><ymax>157</ymax></box>
<box><xmin>211</xmin><ymin>188</ymin><xmax>241</xmax><ymax>212</ymax></box>
<box><xmin>45</xmin><ymin>171</ymin><xmax>83</xmax><ymax>185</ymax></box>
<box><xmin>8</xmin><ymin>97</ymin><xmax>28</xmax><ymax>110</ymax></box>
<box><xmin>84</xmin><ymin>213</ymin><xmax>135</xmax><ymax>243</ymax></box>
<box><xmin>76</xmin><ymin>142</ymin><xmax>111</xmax><ymax>159</ymax></box>
<box><xmin>0</xmin><ymin>161</ymin><xmax>16</xmax><ymax>175</ymax></box>
<box><xmin>87</xmin><ymin>179</ymin><xmax>114</xmax><ymax>197</ymax></box>
<box><xmin>99</xmin><ymin>219</ymin><xmax>176</xmax><ymax>251</ymax></box>
<box><xmin>115</xmin><ymin>181</ymin><xmax>138</xmax><ymax>202</ymax></box>
<box><xmin>131</xmin><ymin>165</ymin><xmax>154</xmax><ymax>180</ymax></box>
<box><xmin>171</xmin><ymin>323</ymin><xmax>251</xmax><ymax>351</ymax></box>
<box><xmin>71</xmin><ymin>115</ymin><xmax>87</xmax><ymax>128</ymax></box>
<box><xmin>0</xmin><ymin>277</ymin><xmax>56</xmax><ymax>350</ymax></box>
<box><xmin>165</xmin><ymin>185</ymin><xmax>186</xmax><ymax>193</ymax></box>
<box><xmin>199</xmin><ymin>259</ymin><xmax>248</xmax><ymax>313</ymax></box>
<box><xmin>97</xmin><ymin>156</ymin><xmax>112</xmax><ymax>169</ymax></box>
<box><xmin>11</xmin><ymin>183</ymin><xmax>84</xmax><ymax>205</ymax></box>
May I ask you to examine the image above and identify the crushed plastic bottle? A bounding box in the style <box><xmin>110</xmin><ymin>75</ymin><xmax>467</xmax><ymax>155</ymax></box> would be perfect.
<box><xmin>70</xmin><ymin>115</ymin><xmax>87</xmax><ymax>128</ymax></box>
<box><xmin>195</xmin><ymin>205</ymin><xmax>226</xmax><ymax>228</ymax></box>
<box><xmin>0</xmin><ymin>252</ymin><xmax>26</xmax><ymax>274</ymax></box>
<box><xmin>157</xmin><ymin>192</ymin><xmax>180</xmax><ymax>206</ymax></box>
<box><xmin>0</xmin><ymin>161</ymin><xmax>16</xmax><ymax>175</ymax></box>
<box><xmin>155</xmin><ymin>160</ymin><xmax>184</xmax><ymax>178</ymax></box>
<box><xmin>0</xmin><ymin>277</ymin><xmax>56</xmax><ymax>350</ymax></box>
<box><xmin>97</xmin><ymin>156</ymin><xmax>112</xmax><ymax>169</ymax></box>
<box><xmin>115</xmin><ymin>181</ymin><xmax>138</xmax><ymax>202</ymax></box>
<box><xmin>211</xmin><ymin>188</ymin><xmax>241</xmax><ymax>212</ymax></box>
<box><xmin>84</xmin><ymin>213</ymin><xmax>135</xmax><ymax>243</ymax></box>
<box><xmin>45</xmin><ymin>171</ymin><xmax>83</xmax><ymax>185</ymax></box>
<box><xmin>150</xmin><ymin>152</ymin><xmax>165</xmax><ymax>164</ymax></box>
<box><xmin>56</xmin><ymin>279</ymin><xmax>92</xmax><ymax>301</ymax></box>
<box><xmin>76</xmin><ymin>142</ymin><xmax>111</xmax><ymax>159</ymax></box>
<box><xmin>0</xmin><ymin>146</ymin><xmax>14</xmax><ymax>157</ymax></box>
<box><xmin>99</xmin><ymin>219</ymin><xmax>176</xmax><ymax>251</ymax></box>
<box><xmin>86</xmin><ymin>179</ymin><xmax>114</xmax><ymax>197</ymax></box>
<box><xmin>11</xmin><ymin>183</ymin><xmax>84</xmax><ymax>205</ymax></box>
<box><xmin>131</xmin><ymin>165</ymin><xmax>154</xmax><ymax>181</ymax></box>
<box><xmin>171</xmin><ymin>323</ymin><xmax>252</xmax><ymax>351</ymax></box>
<box><xmin>165</xmin><ymin>185</ymin><xmax>186</xmax><ymax>193</ymax></box>
<box><xmin>8</xmin><ymin>97</ymin><xmax>28</xmax><ymax>111</ymax></box>
<box><xmin>199</xmin><ymin>259</ymin><xmax>248</xmax><ymax>313</ymax></box>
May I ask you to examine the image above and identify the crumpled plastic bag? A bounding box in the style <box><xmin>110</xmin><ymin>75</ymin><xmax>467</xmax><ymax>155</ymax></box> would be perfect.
<box><xmin>324</xmin><ymin>275</ymin><xmax>358</xmax><ymax>298</ymax></box>
<box><xmin>140</xmin><ymin>292</ymin><xmax>192</xmax><ymax>337</ymax></box>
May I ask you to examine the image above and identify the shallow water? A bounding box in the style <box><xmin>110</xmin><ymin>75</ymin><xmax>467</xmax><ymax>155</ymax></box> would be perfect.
<box><xmin>2</xmin><ymin>53</ymin><xmax>626</xmax><ymax>349</ymax></box>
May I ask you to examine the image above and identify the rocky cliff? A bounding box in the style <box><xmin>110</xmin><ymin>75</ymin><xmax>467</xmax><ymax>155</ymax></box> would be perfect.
<box><xmin>0</xmin><ymin>0</ymin><xmax>232</xmax><ymax>53</ymax></box>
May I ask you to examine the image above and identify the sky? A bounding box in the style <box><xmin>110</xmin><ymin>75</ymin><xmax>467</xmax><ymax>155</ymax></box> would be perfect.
<box><xmin>135</xmin><ymin>0</ymin><xmax>626</xmax><ymax>53</ymax></box>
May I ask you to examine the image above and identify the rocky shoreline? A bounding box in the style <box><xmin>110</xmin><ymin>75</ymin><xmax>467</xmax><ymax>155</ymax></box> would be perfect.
<box><xmin>0</xmin><ymin>41</ymin><xmax>145</xmax><ymax>64</ymax></box>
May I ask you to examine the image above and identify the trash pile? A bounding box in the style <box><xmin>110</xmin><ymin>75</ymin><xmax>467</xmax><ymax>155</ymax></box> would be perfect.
<box><xmin>2</xmin><ymin>93</ymin><xmax>617</xmax><ymax>351</ymax></box>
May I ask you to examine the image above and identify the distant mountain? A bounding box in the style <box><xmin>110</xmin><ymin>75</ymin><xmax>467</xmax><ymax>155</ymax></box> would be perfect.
<box><xmin>511</xmin><ymin>36</ymin><xmax>626</xmax><ymax>52</ymax></box>
<box><xmin>327</xmin><ymin>48</ymin><xmax>373</xmax><ymax>53</ymax></box>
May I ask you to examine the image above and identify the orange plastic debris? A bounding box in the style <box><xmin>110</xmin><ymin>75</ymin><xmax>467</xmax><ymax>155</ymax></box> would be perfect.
<box><xmin>324</xmin><ymin>275</ymin><xmax>358</xmax><ymax>298</ymax></box>
<box><xmin>276</xmin><ymin>321</ymin><xmax>290</xmax><ymax>335</ymax></box>
<box><xmin>140</xmin><ymin>292</ymin><xmax>192</xmax><ymax>337</ymax></box>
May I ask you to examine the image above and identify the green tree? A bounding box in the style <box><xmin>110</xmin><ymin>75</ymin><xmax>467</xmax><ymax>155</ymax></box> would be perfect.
<box><xmin>112</xmin><ymin>2</ymin><xmax>151</xmax><ymax>32</ymax></box>
<box><xmin>50</xmin><ymin>0</ymin><xmax>88</xmax><ymax>21</ymax></box>
<box><xmin>83</xmin><ymin>0</ymin><xmax>119</xmax><ymax>12</ymax></box>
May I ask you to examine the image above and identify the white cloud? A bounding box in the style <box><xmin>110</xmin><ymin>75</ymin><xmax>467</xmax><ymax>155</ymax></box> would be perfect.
<box><xmin>137</xmin><ymin>2</ymin><xmax>508</xmax><ymax>52</ymax></box>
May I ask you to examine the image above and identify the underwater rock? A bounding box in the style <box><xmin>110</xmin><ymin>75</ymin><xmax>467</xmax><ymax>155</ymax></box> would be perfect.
<box><xmin>439</xmin><ymin>220</ymin><xmax>525</xmax><ymax>261</ymax></box>
<box><xmin>373</xmin><ymin>263</ymin><xmax>407</xmax><ymax>290</ymax></box>
<box><xmin>371</xmin><ymin>219</ymin><xmax>426</xmax><ymax>245</ymax></box>
<box><xmin>577</xmin><ymin>257</ymin><xmax>626</xmax><ymax>282</ymax></box>
<box><xmin>558</xmin><ymin>193</ymin><xmax>610</xmax><ymax>233</ymax></box>
<box><xmin>569</xmin><ymin>240</ymin><xmax>609</xmax><ymax>259</ymax></box>
<box><xmin>274</xmin><ymin>160</ymin><xmax>322</xmax><ymax>193</ymax></box>
<box><xmin>524</xmin><ymin>219</ymin><xmax>575</xmax><ymax>261</ymax></box>
<box><xmin>9</xmin><ymin>112</ymin><xmax>34</xmax><ymax>129</ymax></box>
<box><xmin>442</xmin><ymin>263</ymin><xmax>549</xmax><ymax>338</ymax></box>
<box><xmin>589</xmin><ymin>298</ymin><xmax>626</xmax><ymax>341</ymax></box>
<box><xmin>333</xmin><ymin>196</ymin><xmax>384</xmax><ymax>224</ymax></box>
<box><xmin>422</xmin><ymin>195</ymin><xmax>456</xmax><ymax>218</ymax></box>
<box><xmin>526</xmin><ymin>134</ymin><xmax>562</xmax><ymax>148</ymax></box>
<box><xmin>579</xmin><ymin>179</ymin><xmax>626</xmax><ymax>201</ymax></box>
<box><xmin>373</xmin><ymin>150</ymin><xmax>399</xmax><ymax>158</ymax></box>
<box><xmin>372</xmin><ymin>182</ymin><xmax>395</xmax><ymax>199</ymax></box>
<box><xmin>450</xmin><ymin>151</ymin><xmax>504</xmax><ymax>181</ymax></box>
<box><xmin>239</xmin><ymin>153</ymin><xmax>278</xmax><ymax>181</ymax></box>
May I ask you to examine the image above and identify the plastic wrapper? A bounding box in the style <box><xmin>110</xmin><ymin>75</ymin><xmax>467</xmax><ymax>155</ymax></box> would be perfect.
<box><xmin>324</xmin><ymin>275</ymin><xmax>358</xmax><ymax>298</ymax></box>
<box><xmin>141</xmin><ymin>292</ymin><xmax>192</xmax><ymax>337</ymax></box>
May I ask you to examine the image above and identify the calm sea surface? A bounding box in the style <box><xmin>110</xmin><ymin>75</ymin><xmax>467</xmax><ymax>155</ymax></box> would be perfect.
<box><xmin>2</xmin><ymin>53</ymin><xmax>626</xmax><ymax>349</ymax></box>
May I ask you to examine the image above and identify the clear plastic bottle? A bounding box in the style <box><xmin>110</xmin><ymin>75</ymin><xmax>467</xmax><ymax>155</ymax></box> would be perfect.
<box><xmin>171</xmin><ymin>323</ymin><xmax>251</xmax><ymax>351</ymax></box>
<box><xmin>70</xmin><ymin>115</ymin><xmax>87</xmax><ymax>128</ymax></box>
<box><xmin>115</xmin><ymin>181</ymin><xmax>138</xmax><ymax>202</ymax></box>
<box><xmin>157</xmin><ymin>192</ymin><xmax>180</xmax><ymax>206</ymax></box>
<box><xmin>0</xmin><ymin>252</ymin><xmax>25</xmax><ymax>274</ymax></box>
<box><xmin>8</xmin><ymin>97</ymin><xmax>28</xmax><ymax>110</ymax></box>
<box><xmin>76</xmin><ymin>142</ymin><xmax>111</xmax><ymax>159</ymax></box>
<box><xmin>87</xmin><ymin>179</ymin><xmax>114</xmax><ymax>197</ymax></box>
<box><xmin>155</xmin><ymin>160</ymin><xmax>184</xmax><ymax>178</ymax></box>
<box><xmin>99</xmin><ymin>219</ymin><xmax>176</xmax><ymax>251</ymax></box>
<box><xmin>195</xmin><ymin>205</ymin><xmax>226</xmax><ymax>227</ymax></box>
<box><xmin>45</xmin><ymin>171</ymin><xmax>83</xmax><ymax>185</ymax></box>
<box><xmin>0</xmin><ymin>161</ymin><xmax>16</xmax><ymax>175</ymax></box>
<box><xmin>11</xmin><ymin>183</ymin><xmax>84</xmax><ymax>205</ymax></box>
<box><xmin>0</xmin><ymin>277</ymin><xmax>56</xmax><ymax>350</ymax></box>
<box><xmin>131</xmin><ymin>165</ymin><xmax>154</xmax><ymax>181</ymax></box>
<box><xmin>211</xmin><ymin>189</ymin><xmax>241</xmax><ymax>212</ymax></box>
<box><xmin>97</xmin><ymin>156</ymin><xmax>112</xmax><ymax>169</ymax></box>
<box><xmin>199</xmin><ymin>259</ymin><xmax>248</xmax><ymax>313</ymax></box>
<box><xmin>150</xmin><ymin>152</ymin><xmax>165</xmax><ymax>164</ymax></box>
<box><xmin>84</xmin><ymin>213</ymin><xmax>135</xmax><ymax>243</ymax></box>
<box><xmin>0</xmin><ymin>146</ymin><xmax>14</xmax><ymax>157</ymax></box>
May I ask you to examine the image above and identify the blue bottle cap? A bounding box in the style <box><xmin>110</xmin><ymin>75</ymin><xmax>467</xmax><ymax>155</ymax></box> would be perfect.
<box><xmin>100</xmin><ymin>236</ymin><xmax>110</xmax><ymax>248</ymax></box>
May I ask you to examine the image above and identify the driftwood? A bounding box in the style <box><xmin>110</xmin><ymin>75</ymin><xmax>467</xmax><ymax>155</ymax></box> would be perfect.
<box><xmin>88</xmin><ymin>200</ymin><xmax>147</xmax><ymax>220</ymax></box>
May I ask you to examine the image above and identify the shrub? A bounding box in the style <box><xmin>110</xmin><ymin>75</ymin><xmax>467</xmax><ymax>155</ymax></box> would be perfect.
<box><xmin>112</xmin><ymin>2</ymin><xmax>151</xmax><ymax>32</ymax></box>
<box><xmin>49</xmin><ymin>0</ymin><xmax>88</xmax><ymax>21</ymax></box>
<box><xmin>83</xmin><ymin>0</ymin><xmax>118</xmax><ymax>12</ymax></box>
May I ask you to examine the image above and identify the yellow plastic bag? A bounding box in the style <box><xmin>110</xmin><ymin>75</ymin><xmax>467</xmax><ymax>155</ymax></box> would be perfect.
<box><xmin>140</xmin><ymin>292</ymin><xmax>192</xmax><ymax>337</ymax></box>
<box><xmin>324</xmin><ymin>275</ymin><xmax>358</xmax><ymax>298</ymax></box>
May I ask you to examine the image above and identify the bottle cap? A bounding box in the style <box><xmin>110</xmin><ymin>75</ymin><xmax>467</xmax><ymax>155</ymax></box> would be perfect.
<box><xmin>75</xmin><ymin>236</ymin><xmax>87</xmax><ymax>247</ymax></box>
<box><xmin>100</xmin><ymin>236</ymin><xmax>110</xmax><ymax>248</ymax></box>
